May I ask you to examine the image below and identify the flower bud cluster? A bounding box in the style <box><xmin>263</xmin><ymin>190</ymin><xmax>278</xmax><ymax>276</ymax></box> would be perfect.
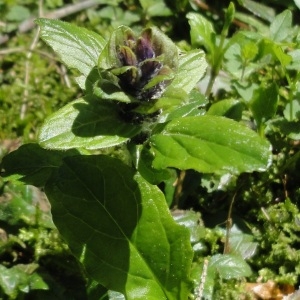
<box><xmin>108</xmin><ymin>27</ymin><xmax>177</xmax><ymax>102</ymax></box>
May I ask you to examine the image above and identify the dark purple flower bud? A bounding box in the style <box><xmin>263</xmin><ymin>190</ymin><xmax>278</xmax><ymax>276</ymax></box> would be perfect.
<box><xmin>140</xmin><ymin>60</ymin><xmax>162</xmax><ymax>85</ymax></box>
<box><xmin>99</xmin><ymin>26</ymin><xmax>178</xmax><ymax>103</ymax></box>
<box><xmin>138</xmin><ymin>65</ymin><xmax>173</xmax><ymax>100</ymax></box>
<box><xmin>118</xmin><ymin>67</ymin><xmax>139</xmax><ymax>95</ymax></box>
<box><xmin>136</xmin><ymin>37</ymin><xmax>155</xmax><ymax>62</ymax></box>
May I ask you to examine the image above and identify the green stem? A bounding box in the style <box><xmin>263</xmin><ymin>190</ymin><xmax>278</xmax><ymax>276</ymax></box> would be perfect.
<box><xmin>258</xmin><ymin>123</ymin><xmax>265</xmax><ymax>138</ymax></box>
<box><xmin>205</xmin><ymin>68</ymin><xmax>217</xmax><ymax>97</ymax></box>
<box><xmin>285</xmin><ymin>72</ymin><xmax>294</xmax><ymax>121</ymax></box>
<box><xmin>205</xmin><ymin>44</ymin><xmax>225</xmax><ymax>98</ymax></box>
<box><xmin>224</xmin><ymin>192</ymin><xmax>236</xmax><ymax>254</ymax></box>
<box><xmin>205</xmin><ymin>7</ymin><xmax>232</xmax><ymax>98</ymax></box>
<box><xmin>173</xmin><ymin>170</ymin><xmax>186</xmax><ymax>208</ymax></box>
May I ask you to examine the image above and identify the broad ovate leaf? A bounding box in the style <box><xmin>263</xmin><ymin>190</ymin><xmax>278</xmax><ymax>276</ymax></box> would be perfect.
<box><xmin>283</xmin><ymin>99</ymin><xmax>300</xmax><ymax>122</ymax></box>
<box><xmin>38</xmin><ymin>96</ymin><xmax>142</xmax><ymax>150</ymax></box>
<box><xmin>35</xmin><ymin>18</ymin><xmax>106</xmax><ymax>83</ymax></box>
<box><xmin>259</xmin><ymin>39</ymin><xmax>292</xmax><ymax>67</ymax></box>
<box><xmin>238</xmin><ymin>0</ymin><xmax>275</xmax><ymax>22</ymax></box>
<box><xmin>209</xmin><ymin>254</ymin><xmax>252</xmax><ymax>279</ymax></box>
<box><xmin>270</xmin><ymin>10</ymin><xmax>292</xmax><ymax>42</ymax></box>
<box><xmin>131</xmin><ymin>144</ymin><xmax>172</xmax><ymax>185</ymax></box>
<box><xmin>187</xmin><ymin>12</ymin><xmax>216</xmax><ymax>54</ymax></box>
<box><xmin>150</xmin><ymin>115</ymin><xmax>272</xmax><ymax>174</ymax></box>
<box><xmin>226</xmin><ymin>225</ymin><xmax>258</xmax><ymax>260</ymax></box>
<box><xmin>45</xmin><ymin>155</ymin><xmax>193</xmax><ymax>299</ymax></box>
<box><xmin>206</xmin><ymin>99</ymin><xmax>244</xmax><ymax>120</ymax></box>
<box><xmin>155</xmin><ymin>50</ymin><xmax>207</xmax><ymax>113</ymax></box>
<box><xmin>161</xmin><ymin>89</ymin><xmax>207</xmax><ymax>122</ymax></box>
<box><xmin>172</xmin><ymin>210</ymin><xmax>205</xmax><ymax>245</ymax></box>
<box><xmin>168</xmin><ymin>49</ymin><xmax>207</xmax><ymax>95</ymax></box>
<box><xmin>0</xmin><ymin>144</ymin><xmax>79</xmax><ymax>186</ymax></box>
<box><xmin>139</xmin><ymin>0</ymin><xmax>172</xmax><ymax>17</ymax></box>
<box><xmin>250</xmin><ymin>82</ymin><xmax>279</xmax><ymax>129</ymax></box>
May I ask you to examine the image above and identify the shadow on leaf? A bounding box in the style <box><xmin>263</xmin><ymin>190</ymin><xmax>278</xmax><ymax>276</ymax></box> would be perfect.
<box><xmin>1</xmin><ymin>144</ymin><xmax>80</xmax><ymax>187</ymax></box>
<box><xmin>45</xmin><ymin>155</ymin><xmax>142</xmax><ymax>295</ymax></box>
<box><xmin>71</xmin><ymin>96</ymin><xmax>142</xmax><ymax>138</ymax></box>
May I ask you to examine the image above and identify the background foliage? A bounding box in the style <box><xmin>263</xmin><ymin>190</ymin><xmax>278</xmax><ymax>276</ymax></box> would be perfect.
<box><xmin>1</xmin><ymin>0</ymin><xmax>300</xmax><ymax>299</ymax></box>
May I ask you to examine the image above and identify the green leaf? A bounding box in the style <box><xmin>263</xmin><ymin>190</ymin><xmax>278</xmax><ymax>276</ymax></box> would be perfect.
<box><xmin>227</xmin><ymin>25</ymin><xmax>263</xmax><ymax>47</ymax></box>
<box><xmin>86</xmin><ymin>67</ymin><xmax>135</xmax><ymax>104</ymax></box>
<box><xmin>223</xmin><ymin>43</ymin><xmax>244</xmax><ymax>78</ymax></box>
<box><xmin>0</xmin><ymin>183</ymin><xmax>53</xmax><ymax>227</ymax></box>
<box><xmin>270</xmin><ymin>10</ymin><xmax>292</xmax><ymax>42</ymax></box>
<box><xmin>271</xmin><ymin>44</ymin><xmax>292</xmax><ymax>67</ymax></box>
<box><xmin>223</xmin><ymin>31</ymin><xmax>262</xmax><ymax>79</ymax></box>
<box><xmin>93</xmin><ymin>76</ymin><xmax>134</xmax><ymax>103</ymax></box>
<box><xmin>139</xmin><ymin>0</ymin><xmax>172</xmax><ymax>16</ymax></box>
<box><xmin>96</xmin><ymin>6</ymin><xmax>139</xmax><ymax>28</ymax></box>
<box><xmin>130</xmin><ymin>145</ymin><xmax>172</xmax><ymax>185</ymax></box>
<box><xmin>259</xmin><ymin>39</ymin><xmax>292</xmax><ymax>67</ymax></box>
<box><xmin>0</xmin><ymin>264</ymin><xmax>47</xmax><ymax>298</ymax></box>
<box><xmin>283</xmin><ymin>99</ymin><xmax>300</xmax><ymax>121</ymax></box>
<box><xmin>151</xmin><ymin>88</ymin><xmax>189</xmax><ymax>114</ymax></box>
<box><xmin>108</xmin><ymin>290</ymin><xmax>125</xmax><ymax>299</ymax></box>
<box><xmin>209</xmin><ymin>254</ymin><xmax>252</xmax><ymax>279</ymax></box>
<box><xmin>35</xmin><ymin>18</ymin><xmax>106</xmax><ymax>81</ymax></box>
<box><xmin>0</xmin><ymin>183</ymin><xmax>33</xmax><ymax>224</ymax></box>
<box><xmin>226</xmin><ymin>225</ymin><xmax>258</xmax><ymax>260</ymax></box>
<box><xmin>272</xmin><ymin>119</ymin><xmax>300</xmax><ymax>140</ymax></box>
<box><xmin>38</xmin><ymin>96</ymin><xmax>142</xmax><ymax>150</ymax></box>
<box><xmin>241</xmin><ymin>42</ymin><xmax>258</xmax><ymax>61</ymax></box>
<box><xmin>233</xmin><ymin>81</ymin><xmax>259</xmax><ymax>102</ymax></box>
<box><xmin>163</xmin><ymin>89</ymin><xmax>207</xmax><ymax>122</ymax></box>
<box><xmin>6</xmin><ymin>5</ymin><xmax>30</xmax><ymax>22</ymax></box>
<box><xmin>194</xmin><ymin>254</ymin><xmax>252</xmax><ymax>299</ymax></box>
<box><xmin>172</xmin><ymin>210</ymin><xmax>205</xmax><ymax>245</ymax></box>
<box><xmin>237</xmin><ymin>0</ymin><xmax>275</xmax><ymax>22</ymax></box>
<box><xmin>206</xmin><ymin>99</ymin><xmax>244</xmax><ymax>120</ymax></box>
<box><xmin>250</xmin><ymin>83</ymin><xmax>279</xmax><ymax>128</ymax></box>
<box><xmin>45</xmin><ymin>155</ymin><xmax>193</xmax><ymax>299</ymax></box>
<box><xmin>150</xmin><ymin>116</ymin><xmax>272</xmax><ymax>174</ymax></box>
<box><xmin>234</xmin><ymin>12</ymin><xmax>269</xmax><ymax>34</ymax></box>
<box><xmin>1</xmin><ymin>144</ymin><xmax>79</xmax><ymax>186</ymax></box>
<box><xmin>187</xmin><ymin>12</ymin><xmax>216</xmax><ymax>54</ymax></box>
<box><xmin>160</xmin><ymin>170</ymin><xmax>178</xmax><ymax>207</ymax></box>
<box><xmin>287</xmin><ymin>49</ymin><xmax>300</xmax><ymax>70</ymax></box>
<box><xmin>295</xmin><ymin>0</ymin><xmax>300</xmax><ymax>9</ymax></box>
<box><xmin>168</xmin><ymin>49</ymin><xmax>207</xmax><ymax>95</ymax></box>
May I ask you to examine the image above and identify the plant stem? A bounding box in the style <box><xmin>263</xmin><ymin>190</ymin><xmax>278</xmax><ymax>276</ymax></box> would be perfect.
<box><xmin>205</xmin><ymin>18</ymin><xmax>229</xmax><ymax>98</ymax></box>
<box><xmin>224</xmin><ymin>192</ymin><xmax>236</xmax><ymax>254</ymax></box>
<box><xmin>20</xmin><ymin>27</ymin><xmax>40</xmax><ymax>120</ymax></box>
<box><xmin>0</xmin><ymin>0</ymin><xmax>100</xmax><ymax>46</ymax></box>
<box><xmin>196</xmin><ymin>258</ymin><xmax>209</xmax><ymax>300</ymax></box>
<box><xmin>205</xmin><ymin>68</ymin><xmax>217</xmax><ymax>98</ymax></box>
<box><xmin>173</xmin><ymin>170</ymin><xmax>186</xmax><ymax>207</ymax></box>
